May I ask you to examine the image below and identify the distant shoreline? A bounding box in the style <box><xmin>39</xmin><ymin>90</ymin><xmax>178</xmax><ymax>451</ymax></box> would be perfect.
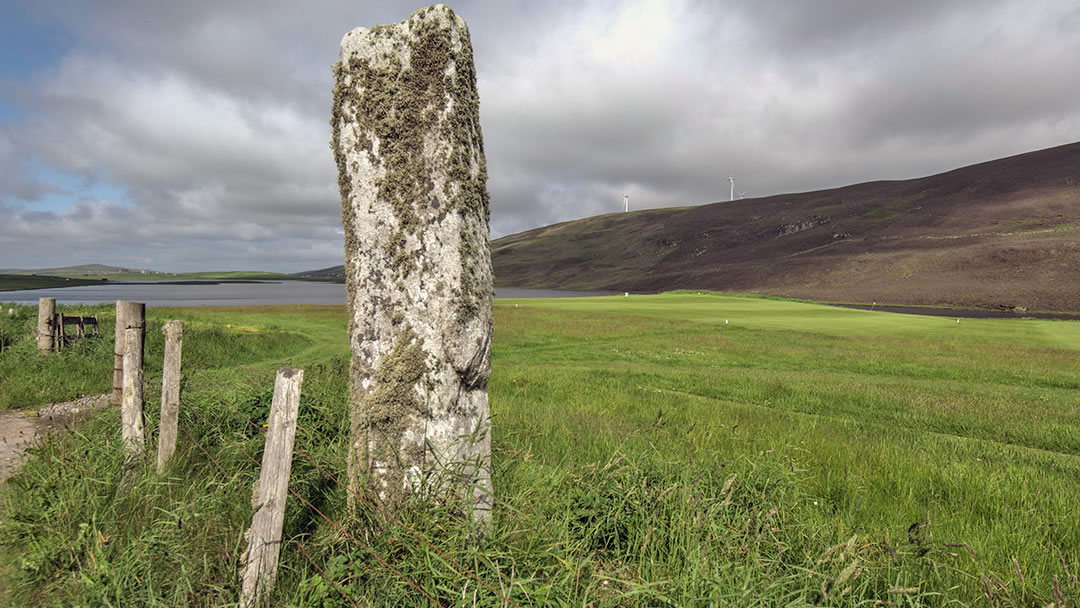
<box><xmin>832</xmin><ymin>303</ymin><xmax>1080</xmax><ymax>321</ymax></box>
<box><xmin>0</xmin><ymin>274</ymin><xmax>108</xmax><ymax>292</ymax></box>
<box><xmin>5</xmin><ymin>276</ymin><xmax>1077</xmax><ymax>318</ymax></box>
<box><xmin>0</xmin><ymin>275</ymin><xmax>343</xmax><ymax>293</ymax></box>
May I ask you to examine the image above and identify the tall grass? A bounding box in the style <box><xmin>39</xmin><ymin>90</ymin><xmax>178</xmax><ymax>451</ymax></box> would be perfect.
<box><xmin>1</xmin><ymin>295</ymin><xmax>1077</xmax><ymax>606</ymax></box>
<box><xmin>0</xmin><ymin>302</ymin><xmax>317</xmax><ymax>410</ymax></box>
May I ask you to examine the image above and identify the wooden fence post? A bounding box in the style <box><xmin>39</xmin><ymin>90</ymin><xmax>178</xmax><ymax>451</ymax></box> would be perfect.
<box><xmin>157</xmin><ymin>320</ymin><xmax>183</xmax><ymax>473</ymax></box>
<box><xmin>113</xmin><ymin>301</ymin><xmax>145</xmax><ymax>405</ymax></box>
<box><xmin>36</xmin><ymin>297</ymin><xmax>55</xmax><ymax>353</ymax></box>
<box><xmin>121</xmin><ymin>326</ymin><xmax>145</xmax><ymax>452</ymax></box>
<box><xmin>240</xmin><ymin>368</ymin><xmax>304</xmax><ymax>608</ymax></box>
<box><xmin>55</xmin><ymin>312</ymin><xmax>65</xmax><ymax>351</ymax></box>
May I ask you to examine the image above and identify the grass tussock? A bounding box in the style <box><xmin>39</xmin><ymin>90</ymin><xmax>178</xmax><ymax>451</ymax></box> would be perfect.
<box><xmin>1</xmin><ymin>295</ymin><xmax>1078</xmax><ymax>606</ymax></box>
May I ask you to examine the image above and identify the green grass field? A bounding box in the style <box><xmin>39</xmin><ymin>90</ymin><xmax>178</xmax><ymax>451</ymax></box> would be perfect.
<box><xmin>0</xmin><ymin>275</ymin><xmax>108</xmax><ymax>292</ymax></box>
<box><xmin>1</xmin><ymin>293</ymin><xmax>1077</xmax><ymax>606</ymax></box>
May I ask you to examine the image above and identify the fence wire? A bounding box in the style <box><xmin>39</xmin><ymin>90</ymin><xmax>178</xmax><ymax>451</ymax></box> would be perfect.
<box><xmin>193</xmin><ymin>371</ymin><xmax>520</xmax><ymax>607</ymax></box>
<box><xmin>177</xmin><ymin>393</ymin><xmax>448</xmax><ymax>607</ymax></box>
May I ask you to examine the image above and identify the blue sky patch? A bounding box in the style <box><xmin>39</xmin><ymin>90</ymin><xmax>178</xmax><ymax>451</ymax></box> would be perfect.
<box><xmin>20</xmin><ymin>164</ymin><xmax>132</xmax><ymax>212</ymax></box>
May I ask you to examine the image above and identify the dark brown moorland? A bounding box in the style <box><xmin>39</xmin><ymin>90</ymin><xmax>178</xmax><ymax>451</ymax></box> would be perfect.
<box><xmin>492</xmin><ymin>141</ymin><xmax>1080</xmax><ymax>312</ymax></box>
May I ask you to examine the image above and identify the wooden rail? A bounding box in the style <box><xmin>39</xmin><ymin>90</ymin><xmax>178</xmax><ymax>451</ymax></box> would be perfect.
<box><xmin>35</xmin><ymin>297</ymin><xmax>100</xmax><ymax>353</ymax></box>
<box><xmin>54</xmin><ymin>313</ymin><xmax>99</xmax><ymax>350</ymax></box>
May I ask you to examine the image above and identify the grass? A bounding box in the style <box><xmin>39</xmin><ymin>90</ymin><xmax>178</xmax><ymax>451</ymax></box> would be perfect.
<box><xmin>0</xmin><ymin>303</ymin><xmax>319</xmax><ymax>411</ymax></box>
<box><xmin>0</xmin><ymin>275</ymin><xmax>108</xmax><ymax>292</ymax></box>
<box><xmin>1</xmin><ymin>293</ymin><xmax>1078</xmax><ymax>606</ymax></box>
<box><xmin>864</xmin><ymin>192</ymin><xmax>929</xmax><ymax>221</ymax></box>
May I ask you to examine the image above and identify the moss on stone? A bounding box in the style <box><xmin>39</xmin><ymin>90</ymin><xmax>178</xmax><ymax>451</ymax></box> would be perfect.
<box><xmin>435</xmin><ymin>10</ymin><xmax>492</xmax><ymax>313</ymax></box>
<box><xmin>333</xmin><ymin>4</ymin><xmax>494</xmax><ymax>521</ymax></box>
<box><xmin>387</xmin><ymin>228</ymin><xmax>416</xmax><ymax>276</ymax></box>
<box><xmin>332</xmin><ymin>5</ymin><xmax>491</xmax><ymax>285</ymax></box>
<box><xmin>362</xmin><ymin>325</ymin><xmax>429</xmax><ymax>505</ymax></box>
<box><xmin>330</xmin><ymin>58</ymin><xmax>360</xmax><ymax>306</ymax></box>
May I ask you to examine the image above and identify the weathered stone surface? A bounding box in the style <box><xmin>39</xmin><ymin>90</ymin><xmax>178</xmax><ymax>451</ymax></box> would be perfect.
<box><xmin>331</xmin><ymin>4</ymin><xmax>493</xmax><ymax>523</ymax></box>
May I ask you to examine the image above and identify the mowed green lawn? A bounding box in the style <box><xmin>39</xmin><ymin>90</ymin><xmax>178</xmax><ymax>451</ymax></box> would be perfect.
<box><xmin>490</xmin><ymin>292</ymin><xmax>1080</xmax><ymax>604</ymax></box>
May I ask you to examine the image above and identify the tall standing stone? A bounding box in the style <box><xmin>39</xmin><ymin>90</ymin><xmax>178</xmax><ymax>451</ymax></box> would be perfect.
<box><xmin>331</xmin><ymin>4</ymin><xmax>493</xmax><ymax>524</ymax></box>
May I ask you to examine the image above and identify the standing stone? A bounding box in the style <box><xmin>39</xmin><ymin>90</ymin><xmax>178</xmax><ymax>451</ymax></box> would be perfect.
<box><xmin>331</xmin><ymin>4</ymin><xmax>493</xmax><ymax>524</ymax></box>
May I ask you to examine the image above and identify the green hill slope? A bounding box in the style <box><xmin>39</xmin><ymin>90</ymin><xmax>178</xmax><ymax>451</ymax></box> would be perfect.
<box><xmin>0</xmin><ymin>264</ymin><xmax>136</xmax><ymax>276</ymax></box>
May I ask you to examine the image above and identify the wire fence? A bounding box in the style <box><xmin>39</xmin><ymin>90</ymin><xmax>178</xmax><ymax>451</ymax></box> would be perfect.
<box><xmin>14</xmin><ymin>299</ymin><xmax>519</xmax><ymax>605</ymax></box>
<box><xmin>163</xmin><ymin>358</ymin><xmax>518</xmax><ymax>607</ymax></box>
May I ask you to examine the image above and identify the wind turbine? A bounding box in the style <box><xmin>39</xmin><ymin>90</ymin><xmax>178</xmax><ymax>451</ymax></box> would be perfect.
<box><xmin>624</xmin><ymin>194</ymin><xmax>629</xmax><ymax>213</ymax></box>
<box><xmin>729</xmin><ymin>177</ymin><xmax>735</xmax><ymax>202</ymax></box>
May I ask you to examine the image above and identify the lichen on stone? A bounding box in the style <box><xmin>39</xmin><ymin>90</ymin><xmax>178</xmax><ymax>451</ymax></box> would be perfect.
<box><xmin>362</xmin><ymin>324</ymin><xmax>429</xmax><ymax>504</ymax></box>
<box><xmin>333</xmin><ymin>4</ymin><xmax>494</xmax><ymax>524</ymax></box>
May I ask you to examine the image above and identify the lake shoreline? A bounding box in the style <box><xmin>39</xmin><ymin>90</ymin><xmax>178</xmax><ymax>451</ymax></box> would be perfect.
<box><xmin>832</xmin><ymin>303</ymin><xmax>1080</xmax><ymax>321</ymax></box>
<box><xmin>0</xmin><ymin>280</ymin><xmax>614</xmax><ymax>307</ymax></box>
<box><xmin>7</xmin><ymin>279</ymin><xmax>1077</xmax><ymax>319</ymax></box>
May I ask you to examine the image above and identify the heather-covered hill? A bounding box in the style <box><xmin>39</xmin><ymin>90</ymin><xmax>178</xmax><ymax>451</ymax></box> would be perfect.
<box><xmin>493</xmin><ymin>141</ymin><xmax>1080</xmax><ymax>312</ymax></box>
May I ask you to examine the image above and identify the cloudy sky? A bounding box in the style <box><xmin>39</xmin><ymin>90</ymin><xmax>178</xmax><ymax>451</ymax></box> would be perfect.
<box><xmin>2</xmin><ymin>0</ymin><xmax>1079</xmax><ymax>273</ymax></box>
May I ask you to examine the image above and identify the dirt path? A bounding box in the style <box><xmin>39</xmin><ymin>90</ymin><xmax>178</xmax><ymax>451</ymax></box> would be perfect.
<box><xmin>0</xmin><ymin>394</ymin><xmax>111</xmax><ymax>489</ymax></box>
<box><xmin>0</xmin><ymin>395</ymin><xmax>110</xmax><ymax>602</ymax></box>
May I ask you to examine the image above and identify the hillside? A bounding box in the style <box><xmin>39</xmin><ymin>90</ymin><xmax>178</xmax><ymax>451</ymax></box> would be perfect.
<box><xmin>0</xmin><ymin>266</ymin><xmax>303</xmax><ymax>282</ymax></box>
<box><xmin>492</xmin><ymin>141</ymin><xmax>1080</xmax><ymax>312</ymax></box>
<box><xmin>0</xmin><ymin>264</ymin><xmax>145</xmax><ymax>276</ymax></box>
<box><xmin>292</xmin><ymin>266</ymin><xmax>345</xmax><ymax>281</ymax></box>
<box><xmin>0</xmin><ymin>275</ymin><xmax>109</xmax><ymax>292</ymax></box>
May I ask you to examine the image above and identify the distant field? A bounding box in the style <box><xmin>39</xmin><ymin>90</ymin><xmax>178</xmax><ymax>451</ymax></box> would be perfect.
<box><xmin>509</xmin><ymin>291</ymin><xmax>1080</xmax><ymax>350</ymax></box>
<box><xmin>1</xmin><ymin>270</ymin><xmax>301</xmax><ymax>288</ymax></box>
<box><xmin>63</xmin><ymin>270</ymin><xmax>295</xmax><ymax>281</ymax></box>
<box><xmin>0</xmin><ymin>274</ymin><xmax>107</xmax><ymax>292</ymax></box>
<box><xmin>1</xmin><ymin>294</ymin><xmax>1076</xmax><ymax>605</ymax></box>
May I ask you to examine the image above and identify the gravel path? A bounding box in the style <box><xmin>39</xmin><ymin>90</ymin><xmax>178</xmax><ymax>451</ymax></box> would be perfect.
<box><xmin>0</xmin><ymin>394</ymin><xmax>110</xmax><ymax>488</ymax></box>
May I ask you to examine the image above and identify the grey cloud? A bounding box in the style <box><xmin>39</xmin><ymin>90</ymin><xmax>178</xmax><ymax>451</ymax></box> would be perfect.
<box><xmin>2</xmin><ymin>0</ymin><xmax>1079</xmax><ymax>271</ymax></box>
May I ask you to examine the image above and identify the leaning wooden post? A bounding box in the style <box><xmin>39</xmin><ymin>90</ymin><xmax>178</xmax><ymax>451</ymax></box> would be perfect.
<box><xmin>333</xmin><ymin>4</ymin><xmax>495</xmax><ymax>527</ymax></box>
<box><xmin>156</xmin><ymin>320</ymin><xmax>183</xmax><ymax>473</ymax></box>
<box><xmin>113</xmin><ymin>301</ymin><xmax>145</xmax><ymax>405</ymax></box>
<box><xmin>36</xmin><ymin>297</ymin><xmax>56</xmax><ymax>353</ymax></box>
<box><xmin>240</xmin><ymin>368</ymin><xmax>303</xmax><ymax>608</ymax></box>
<box><xmin>55</xmin><ymin>312</ymin><xmax>65</xmax><ymax>351</ymax></box>
<box><xmin>121</xmin><ymin>326</ymin><xmax>146</xmax><ymax>452</ymax></box>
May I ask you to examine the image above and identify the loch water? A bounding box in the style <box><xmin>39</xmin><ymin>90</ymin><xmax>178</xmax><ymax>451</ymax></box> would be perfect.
<box><xmin>0</xmin><ymin>280</ymin><xmax>613</xmax><ymax>307</ymax></box>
